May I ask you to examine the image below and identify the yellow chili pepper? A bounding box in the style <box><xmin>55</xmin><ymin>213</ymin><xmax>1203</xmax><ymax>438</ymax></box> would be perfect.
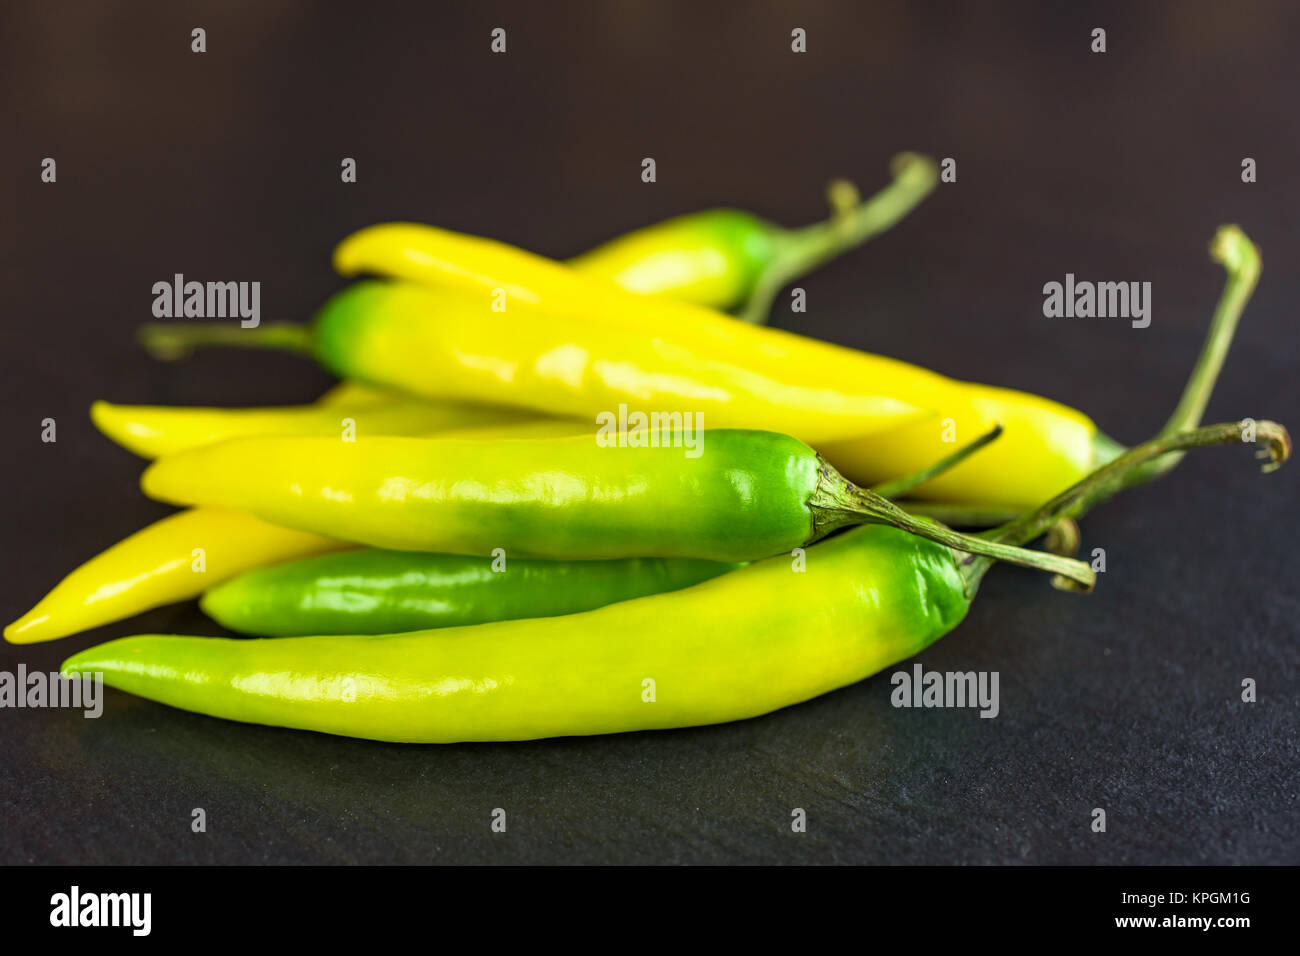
<box><xmin>6</xmin><ymin>417</ymin><xmax>584</xmax><ymax>644</ymax></box>
<box><xmin>314</xmin><ymin>381</ymin><xmax>399</xmax><ymax>405</ymax></box>
<box><xmin>818</xmin><ymin>386</ymin><xmax>1115</xmax><ymax>506</ymax></box>
<box><xmin>138</xmin><ymin>220</ymin><xmax>1255</xmax><ymax>510</ymax></box>
<box><xmin>7</xmin><ymin>419</ymin><xmax>1002</xmax><ymax>645</ymax></box>
<box><xmin>3</xmin><ymin>509</ymin><xmax>349</xmax><ymax>645</ymax></box>
<box><xmin>90</xmin><ymin>395</ymin><xmax>535</xmax><ymax>460</ymax></box>
<box><xmin>144</xmin><ymin>279</ymin><xmax>933</xmax><ymax>446</ymax></box>
<box><xmin>325</xmin><ymin>225</ymin><xmax>1107</xmax><ymax>500</ymax></box>
<box><xmin>320</xmin><ymin>223</ymin><xmax>1254</xmax><ymax>506</ymax></box>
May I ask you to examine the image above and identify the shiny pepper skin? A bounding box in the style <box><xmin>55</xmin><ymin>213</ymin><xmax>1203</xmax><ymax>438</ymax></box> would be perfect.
<box><xmin>61</xmin><ymin>526</ymin><xmax>970</xmax><ymax>743</ymax></box>
<box><xmin>3</xmin><ymin>509</ymin><xmax>349</xmax><ymax>644</ymax></box>
<box><xmin>141</xmin><ymin>430</ymin><xmax>827</xmax><ymax>562</ymax></box>
<box><xmin>567</xmin><ymin>208</ymin><xmax>776</xmax><ymax>312</ymax></box>
<box><xmin>202</xmin><ymin>549</ymin><xmax>742</xmax><ymax>636</ymax></box>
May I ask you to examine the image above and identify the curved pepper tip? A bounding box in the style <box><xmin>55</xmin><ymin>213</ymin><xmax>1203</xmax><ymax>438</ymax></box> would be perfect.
<box><xmin>4</xmin><ymin>611</ymin><xmax>50</xmax><ymax>644</ymax></box>
<box><xmin>89</xmin><ymin>400</ymin><xmax>127</xmax><ymax>448</ymax></box>
<box><xmin>58</xmin><ymin>654</ymin><xmax>89</xmax><ymax>679</ymax></box>
<box><xmin>194</xmin><ymin>587</ymin><xmax>226</xmax><ymax>624</ymax></box>
<box><xmin>138</xmin><ymin>458</ymin><xmax>176</xmax><ymax>504</ymax></box>
<box><xmin>59</xmin><ymin>642</ymin><xmax>122</xmax><ymax>678</ymax></box>
<box><xmin>331</xmin><ymin>222</ymin><xmax>426</xmax><ymax>278</ymax></box>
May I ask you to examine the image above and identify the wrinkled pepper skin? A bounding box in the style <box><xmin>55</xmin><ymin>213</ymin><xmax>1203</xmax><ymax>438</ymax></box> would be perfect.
<box><xmin>141</xmin><ymin>430</ymin><xmax>823</xmax><ymax>561</ymax></box>
<box><xmin>61</xmin><ymin>526</ymin><xmax>970</xmax><ymax>743</ymax></box>
<box><xmin>4</xmin><ymin>509</ymin><xmax>348</xmax><ymax>644</ymax></box>
<box><xmin>567</xmin><ymin>209</ymin><xmax>776</xmax><ymax>311</ymax></box>
<box><xmin>201</xmin><ymin>549</ymin><xmax>742</xmax><ymax>636</ymax></box>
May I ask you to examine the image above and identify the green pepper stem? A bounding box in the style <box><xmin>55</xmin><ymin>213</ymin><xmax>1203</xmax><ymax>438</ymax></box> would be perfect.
<box><xmin>735</xmin><ymin>153</ymin><xmax>940</xmax><ymax>324</ymax></box>
<box><xmin>870</xmin><ymin>424</ymin><xmax>1003</xmax><ymax>499</ymax></box>
<box><xmin>811</xmin><ymin>463</ymin><xmax>1097</xmax><ymax>590</ymax></box>
<box><xmin>1043</xmin><ymin>517</ymin><xmax>1082</xmax><ymax>558</ymax></box>
<box><xmin>1126</xmin><ymin>225</ymin><xmax>1261</xmax><ymax>483</ymax></box>
<box><xmin>138</xmin><ymin>322</ymin><xmax>316</xmax><ymax>361</ymax></box>
<box><xmin>891</xmin><ymin>501</ymin><xmax>1025</xmax><ymax>527</ymax></box>
<box><xmin>899</xmin><ymin>225</ymin><xmax>1262</xmax><ymax>531</ymax></box>
<box><xmin>955</xmin><ymin>419</ymin><xmax>1291</xmax><ymax>594</ymax></box>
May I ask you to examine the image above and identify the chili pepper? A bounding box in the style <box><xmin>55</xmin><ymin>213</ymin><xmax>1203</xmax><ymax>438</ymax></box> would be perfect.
<box><xmin>106</xmin><ymin>157</ymin><xmax>931</xmax><ymax>459</ymax></box>
<box><xmin>200</xmin><ymin>427</ymin><xmax>1004</xmax><ymax>637</ymax></box>
<box><xmin>314</xmin><ymin>381</ymin><xmax>399</xmax><ymax>406</ymax></box>
<box><xmin>33</xmin><ymin>229</ymin><xmax>1250</xmax><ymax>643</ymax></box>
<box><xmin>141</xmin><ymin>278</ymin><xmax>933</xmax><ymax>447</ymax></box>
<box><xmin>61</xmin><ymin>420</ymin><xmax>1290</xmax><ymax>743</ymax></box>
<box><xmin>138</xmin><ymin>277</ymin><xmax>1100</xmax><ymax>500</ymax></box>
<box><xmin>90</xmin><ymin>395</ymin><xmax>536</xmax><ymax>460</ymax></box>
<box><xmin>5</xmin><ymin>423</ymin><xmax>997</xmax><ymax>645</ymax></box>
<box><xmin>201</xmin><ymin>550</ymin><xmax>744</xmax><ymax>637</ymax></box>
<box><xmin>5</xmin><ymin>419</ymin><xmax>579</xmax><ymax>644</ymax></box>
<box><xmin>566</xmin><ymin>153</ymin><xmax>938</xmax><ymax>321</ymax></box>
<box><xmin>140</xmin><ymin>426</ymin><xmax>1093</xmax><ymax>585</ymax></box>
<box><xmin>138</xmin><ymin>217</ymin><xmax>1259</xmax><ymax>566</ymax></box>
<box><xmin>324</xmin><ymin>224</ymin><xmax>1256</xmax><ymax>504</ymax></box>
<box><xmin>136</xmin><ymin>220</ymin><xmax>1257</xmax><ymax>507</ymax></box>
<box><xmin>2</xmin><ymin>509</ymin><xmax>349</xmax><ymax>645</ymax></box>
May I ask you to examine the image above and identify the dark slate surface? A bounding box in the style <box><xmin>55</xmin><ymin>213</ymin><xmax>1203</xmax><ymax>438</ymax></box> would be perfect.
<box><xmin>2</xmin><ymin>2</ymin><xmax>1297</xmax><ymax>864</ymax></box>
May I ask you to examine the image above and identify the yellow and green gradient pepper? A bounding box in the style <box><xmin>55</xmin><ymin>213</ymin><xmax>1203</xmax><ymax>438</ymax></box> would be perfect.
<box><xmin>140</xmin><ymin>427</ymin><xmax>1095</xmax><ymax>584</ymax></box>
<box><xmin>3</xmin><ymin>418</ymin><xmax>572</xmax><ymax>645</ymax></box>
<box><xmin>142</xmin><ymin>208</ymin><xmax>1258</xmax><ymax>509</ymax></box>
<box><xmin>107</xmin><ymin>157</ymin><xmax>935</xmax><ymax>459</ymax></box>
<box><xmin>4</xmin><ymin>420</ymin><xmax>995</xmax><ymax>645</ymax></box>
<box><xmin>568</xmin><ymin>152</ymin><xmax>939</xmax><ymax>321</ymax></box>
<box><xmin>199</xmin><ymin>428</ymin><xmax>1001</xmax><ymax>638</ymax></box>
<box><xmin>64</xmin><ymin>525</ymin><xmax>967</xmax><ymax>743</ymax></box>
<box><xmin>62</xmin><ymin>420</ymin><xmax>1289</xmax><ymax>743</ymax></box>
<box><xmin>15</xmin><ymin>227</ymin><xmax>1253</xmax><ymax>644</ymax></box>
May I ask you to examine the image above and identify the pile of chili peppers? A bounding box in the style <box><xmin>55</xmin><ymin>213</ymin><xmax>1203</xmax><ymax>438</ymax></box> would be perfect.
<box><xmin>8</xmin><ymin>154</ymin><xmax>1289</xmax><ymax>743</ymax></box>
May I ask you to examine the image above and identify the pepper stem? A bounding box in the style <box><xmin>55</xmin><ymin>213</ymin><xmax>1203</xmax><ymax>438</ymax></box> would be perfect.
<box><xmin>889</xmin><ymin>224</ymin><xmax>1262</xmax><ymax>529</ymax></box>
<box><xmin>892</xmin><ymin>502</ymin><xmax>1024</xmax><ymax>527</ymax></box>
<box><xmin>735</xmin><ymin>153</ymin><xmax>940</xmax><ymax>324</ymax></box>
<box><xmin>811</xmin><ymin>463</ymin><xmax>1097</xmax><ymax>590</ymax></box>
<box><xmin>956</xmin><ymin>419</ymin><xmax>1291</xmax><ymax>594</ymax></box>
<box><xmin>137</xmin><ymin>321</ymin><xmax>316</xmax><ymax>361</ymax></box>
<box><xmin>1127</xmin><ymin>225</ymin><xmax>1261</xmax><ymax>483</ymax></box>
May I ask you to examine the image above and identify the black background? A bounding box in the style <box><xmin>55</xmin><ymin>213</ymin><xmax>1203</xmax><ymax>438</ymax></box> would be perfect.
<box><xmin>2</xmin><ymin>2</ymin><xmax>1297</xmax><ymax>865</ymax></box>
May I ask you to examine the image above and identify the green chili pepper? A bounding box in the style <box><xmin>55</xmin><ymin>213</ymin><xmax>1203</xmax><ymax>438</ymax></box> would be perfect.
<box><xmin>198</xmin><ymin>428</ymin><xmax>1003</xmax><ymax>637</ymax></box>
<box><xmin>567</xmin><ymin>153</ymin><xmax>938</xmax><ymax>322</ymax></box>
<box><xmin>141</xmin><ymin>427</ymin><xmax>1092</xmax><ymax>585</ymax></box>
<box><xmin>62</xmin><ymin>421</ymin><xmax>1289</xmax><ymax>743</ymax></box>
<box><xmin>201</xmin><ymin>550</ymin><xmax>742</xmax><ymax>637</ymax></box>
